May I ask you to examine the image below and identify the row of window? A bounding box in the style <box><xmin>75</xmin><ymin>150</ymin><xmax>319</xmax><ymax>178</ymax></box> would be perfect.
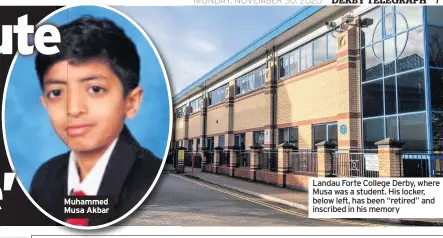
<box><xmin>235</xmin><ymin>64</ymin><xmax>266</xmax><ymax>96</ymax></box>
<box><xmin>178</xmin><ymin>122</ymin><xmax>337</xmax><ymax>151</ymax></box>
<box><xmin>181</xmin><ymin>31</ymin><xmax>337</xmax><ymax>110</ymax></box>
<box><xmin>279</xmin><ymin>32</ymin><xmax>336</xmax><ymax>79</ymax></box>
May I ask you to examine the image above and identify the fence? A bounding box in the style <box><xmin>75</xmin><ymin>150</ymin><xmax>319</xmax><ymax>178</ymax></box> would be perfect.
<box><xmin>219</xmin><ymin>150</ymin><xmax>230</xmax><ymax>166</ymax></box>
<box><xmin>291</xmin><ymin>150</ymin><xmax>318</xmax><ymax>173</ymax></box>
<box><xmin>206</xmin><ymin>151</ymin><xmax>214</xmax><ymax>164</ymax></box>
<box><xmin>332</xmin><ymin>150</ymin><xmax>379</xmax><ymax>178</ymax></box>
<box><xmin>237</xmin><ymin>150</ymin><xmax>250</xmax><ymax>167</ymax></box>
<box><xmin>399</xmin><ymin>151</ymin><xmax>443</xmax><ymax>177</ymax></box>
<box><xmin>260</xmin><ymin>150</ymin><xmax>278</xmax><ymax>172</ymax></box>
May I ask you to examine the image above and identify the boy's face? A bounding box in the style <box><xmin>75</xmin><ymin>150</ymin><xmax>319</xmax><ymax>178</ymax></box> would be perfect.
<box><xmin>40</xmin><ymin>59</ymin><xmax>143</xmax><ymax>153</ymax></box>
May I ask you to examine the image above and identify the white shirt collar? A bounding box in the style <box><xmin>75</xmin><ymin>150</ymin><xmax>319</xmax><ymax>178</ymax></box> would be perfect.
<box><xmin>67</xmin><ymin>138</ymin><xmax>119</xmax><ymax>195</ymax></box>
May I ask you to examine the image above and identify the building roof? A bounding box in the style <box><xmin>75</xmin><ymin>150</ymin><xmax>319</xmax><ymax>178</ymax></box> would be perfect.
<box><xmin>172</xmin><ymin>6</ymin><xmax>325</xmax><ymax>102</ymax></box>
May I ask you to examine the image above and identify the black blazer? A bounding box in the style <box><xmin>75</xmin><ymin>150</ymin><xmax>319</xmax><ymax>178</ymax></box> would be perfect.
<box><xmin>29</xmin><ymin>125</ymin><xmax>163</xmax><ymax>226</ymax></box>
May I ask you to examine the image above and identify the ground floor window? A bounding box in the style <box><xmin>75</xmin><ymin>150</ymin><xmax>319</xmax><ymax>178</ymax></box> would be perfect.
<box><xmin>187</xmin><ymin>140</ymin><xmax>193</xmax><ymax>151</ymax></box>
<box><xmin>253</xmin><ymin>131</ymin><xmax>264</xmax><ymax>145</ymax></box>
<box><xmin>196</xmin><ymin>138</ymin><xmax>200</xmax><ymax>152</ymax></box>
<box><xmin>219</xmin><ymin>135</ymin><xmax>225</xmax><ymax>148</ymax></box>
<box><xmin>206</xmin><ymin>137</ymin><xmax>214</xmax><ymax>150</ymax></box>
<box><xmin>278</xmin><ymin>127</ymin><xmax>299</xmax><ymax>148</ymax></box>
<box><xmin>312</xmin><ymin>123</ymin><xmax>337</xmax><ymax>148</ymax></box>
<box><xmin>234</xmin><ymin>133</ymin><xmax>245</xmax><ymax>151</ymax></box>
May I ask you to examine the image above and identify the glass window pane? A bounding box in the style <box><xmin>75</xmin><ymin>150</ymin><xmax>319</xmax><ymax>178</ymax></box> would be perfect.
<box><xmin>385</xmin><ymin>77</ymin><xmax>397</xmax><ymax>115</ymax></box>
<box><xmin>219</xmin><ymin>136</ymin><xmax>225</xmax><ymax>148</ymax></box>
<box><xmin>430</xmin><ymin>69</ymin><xmax>443</xmax><ymax>111</ymax></box>
<box><xmin>427</xmin><ymin>6</ymin><xmax>443</xmax><ymax>26</ymax></box>
<box><xmin>396</xmin><ymin>6</ymin><xmax>422</xmax><ymax>32</ymax></box>
<box><xmin>363</xmin><ymin>43</ymin><xmax>383</xmax><ymax>82</ymax></box>
<box><xmin>384</xmin><ymin>37</ymin><xmax>396</xmax><ymax>76</ymax></box>
<box><xmin>384</xmin><ymin>7</ymin><xmax>394</xmax><ymax>36</ymax></box>
<box><xmin>397</xmin><ymin>70</ymin><xmax>425</xmax><ymax>113</ymax></box>
<box><xmin>361</xmin><ymin>7</ymin><xmax>382</xmax><ymax>46</ymax></box>
<box><xmin>279</xmin><ymin>56</ymin><xmax>287</xmax><ymax>78</ymax></box>
<box><xmin>428</xmin><ymin>26</ymin><xmax>443</xmax><ymax>68</ymax></box>
<box><xmin>314</xmin><ymin>35</ymin><xmax>327</xmax><ymax>65</ymax></box>
<box><xmin>363</xmin><ymin>80</ymin><xmax>384</xmax><ymax>117</ymax></box>
<box><xmin>327</xmin><ymin>124</ymin><xmax>338</xmax><ymax>146</ymax></box>
<box><xmin>363</xmin><ymin>118</ymin><xmax>385</xmax><ymax>149</ymax></box>
<box><xmin>289</xmin><ymin>51</ymin><xmax>298</xmax><ymax>75</ymax></box>
<box><xmin>313</xmin><ymin>124</ymin><xmax>326</xmax><ymax>146</ymax></box>
<box><xmin>433</xmin><ymin>113</ymin><xmax>443</xmax><ymax>150</ymax></box>
<box><xmin>328</xmin><ymin>32</ymin><xmax>336</xmax><ymax>59</ymax></box>
<box><xmin>290</xmin><ymin>127</ymin><xmax>298</xmax><ymax>147</ymax></box>
<box><xmin>386</xmin><ymin>116</ymin><xmax>398</xmax><ymax>140</ymax></box>
<box><xmin>397</xmin><ymin>27</ymin><xmax>424</xmax><ymax>73</ymax></box>
<box><xmin>278</xmin><ymin>128</ymin><xmax>285</xmax><ymax>144</ymax></box>
<box><xmin>300</xmin><ymin>42</ymin><xmax>313</xmax><ymax>71</ymax></box>
<box><xmin>399</xmin><ymin>113</ymin><xmax>427</xmax><ymax>151</ymax></box>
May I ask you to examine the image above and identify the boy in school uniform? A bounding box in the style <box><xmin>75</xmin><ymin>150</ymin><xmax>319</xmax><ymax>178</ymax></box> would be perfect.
<box><xmin>29</xmin><ymin>16</ymin><xmax>163</xmax><ymax>226</ymax></box>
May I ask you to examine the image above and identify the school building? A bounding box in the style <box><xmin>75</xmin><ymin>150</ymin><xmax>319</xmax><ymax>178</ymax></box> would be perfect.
<box><xmin>171</xmin><ymin>5</ymin><xmax>443</xmax><ymax>184</ymax></box>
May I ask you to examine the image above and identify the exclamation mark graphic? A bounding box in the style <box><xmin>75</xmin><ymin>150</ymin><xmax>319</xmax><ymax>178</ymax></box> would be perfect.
<box><xmin>0</xmin><ymin>173</ymin><xmax>15</xmax><ymax>211</ymax></box>
<box><xmin>4</xmin><ymin>173</ymin><xmax>15</xmax><ymax>191</ymax></box>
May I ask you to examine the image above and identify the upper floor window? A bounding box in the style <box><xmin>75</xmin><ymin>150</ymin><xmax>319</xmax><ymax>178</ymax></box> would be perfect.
<box><xmin>209</xmin><ymin>84</ymin><xmax>228</xmax><ymax>106</ymax></box>
<box><xmin>176</xmin><ymin>106</ymin><xmax>184</xmax><ymax>118</ymax></box>
<box><xmin>279</xmin><ymin>31</ymin><xmax>336</xmax><ymax>79</ymax></box>
<box><xmin>190</xmin><ymin>97</ymin><xmax>202</xmax><ymax>113</ymax></box>
<box><xmin>235</xmin><ymin>64</ymin><xmax>266</xmax><ymax>95</ymax></box>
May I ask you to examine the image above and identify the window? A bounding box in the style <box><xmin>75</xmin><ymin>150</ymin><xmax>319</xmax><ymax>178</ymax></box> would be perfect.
<box><xmin>427</xmin><ymin>6</ymin><xmax>443</xmax><ymax>26</ymax></box>
<box><xmin>253</xmin><ymin>131</ymin><xmax>264</xmax><ymax>145</ymax></box>
<box><xmin>278</xmin><ymin>127</ymin><xmax>299</xmax><ymax>148</ymax></box>
<box><xmin>362</xmin><ymin>80</ymin><xmax>383</xmax><ymax>117</ymax></box>
<box><xmin>428</xmin><ymin>26</ymin><xmax>443</xmax><ymax>68</ymax></box>
<box><xmin>386</xmin><ymin>116</ymin><xmax>398</xmax><ymax>140</ymax></box>
<box><xmin>433</xmin><ymin>113</ymin><xmax>443</xmax><ymax>150</ymax></box>
<box><xmin>327</xmin><ymin>32</ymin><xmax>336</xmax><ymax>59</ymax></box>
<box><xmin>278</xmin><ymin>32</ymin><xmax>335</xmax><ymax>80</ymax></box>
<box><xmin>209</xmin><ymin>84</ymin><xmax>228</xmax><ymax>106</ymax></box>
<box><xmin>312</xmin><ymin>123</ymin><xmax>337</xmax><ymax>148</ymax></box>
<box><xmin>196</xmin><ymin>139</ymin><xmax>200</xmax><ymax>152</ymax></box>
<box><xmin>363</xmin><ymin>118</ymin><xmax>384</xmax><ymax>149</ymax></box>
<box><xmin>300</xmin><ymin>42</ymin><xmax>313</xmax><ymax>71</ymax></box>
<box><xmin>235</xmin><ymin>65</ymin><xmax>266</xmax><ymax>95</ymax></box>
<box><xmin>397</xmin><ymin>70</ymin><xmax>425</xmax><ymax>113</ymax></box>
<box><xmin>399</xmin><ymin>113</ymin><xmax>427</xmax><ymax>151</ymax></box>
<box><xmin>218</xmin><ymin>135</ymin><xmax>225</xmax><ymax>148</ymax></box>
<box><xmin>279</xmin><ymin>54</ymin><xmax>289</xmax><ymax>78</ymax></box>
<box><xmin>384</xmin><ymin>77</ymin><xmax>396</xmax><ymax>115</ymax></box>
<box><xmin>190</xmin><ymin>97</ymin><xmax>202</xmax><ymax>113</ymax></box>
<box><xmin>430</xmin><ymin>69</ymin><xmax>443</xmax><ymax>111</ymax></box>
<box><xmin>187</xmin><ymin>140</ymin><xmax>193</xmax><ymax>151</ymax></box>
<box><xmin>314</xmin><ymin>35</ymin><xmax>327</xmax><ymax>65</ymax></box>
<box><xmin>176</xmin><ymin>106</ymin><xmax>184</xmax><ymax>118</ymax></box>
<box><xmin>206</xmin><ymin>137</ymin><xmax>214</xmax><ymax>150</ymax></box>
<box><xmin>360</xmin><ymin>6</ymin><xmax>426</xmax><ymax>150</ymax></box>
<box><xmin>234</xmin><ymin>133</ymin><xmax>245</xmax><ymax>151</ymax></box>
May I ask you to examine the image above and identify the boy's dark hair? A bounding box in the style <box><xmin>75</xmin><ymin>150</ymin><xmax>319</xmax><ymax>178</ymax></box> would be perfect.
<box><xmin>35</xmin><ymin>16</ymin><xmax>140</xmax><ymax>96</ymax></box>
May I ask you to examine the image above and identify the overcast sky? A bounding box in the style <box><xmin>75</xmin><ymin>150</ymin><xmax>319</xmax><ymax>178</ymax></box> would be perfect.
<box><xmin>116</xmin><ymin>6</ymin><xmax>300</xmax><ymax>96</ymax></box>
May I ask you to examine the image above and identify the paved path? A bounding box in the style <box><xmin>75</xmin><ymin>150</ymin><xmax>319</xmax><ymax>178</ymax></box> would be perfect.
<box><xmin>121</xmin><ymin>173</ymin><xmax>385</xmax><ymax>226</ymax></box>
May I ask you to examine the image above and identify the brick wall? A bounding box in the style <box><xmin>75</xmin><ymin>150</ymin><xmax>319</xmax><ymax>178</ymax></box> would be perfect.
<box><xmin>255</xmin><ymin>170</ymin><xmax>279</xmax><ymax>186</ymax></box>
<box><xmin>207</xmin><ymin>106</ymin><xmax>228</xmax><ymax>136</ymax></box>
<box><xmin>234</xmin><ymin>91</ymin><xmax>269</xmax><ymax>132</ymax></box>
<box><xmin>286</xmin><ymin>173</ymin><xmax>317</xmax><ymax>191</ymax></box>
<box><xmin>175</xmin><ymin>118</ymin><xmax>185</xmax><ymax>140</ymax></box>
<box><xmin>234</xmin><ymin>167</ymin><xmax>250</xmax><ymax>180</ymax></box>
<box><xmin>188</xmin><ymin>114</ymin><xmax>202</xmax><ymax>139</ymax></box>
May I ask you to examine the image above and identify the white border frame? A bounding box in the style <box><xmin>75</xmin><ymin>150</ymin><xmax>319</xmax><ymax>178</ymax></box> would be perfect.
<box><xmin>1</xmin><ymin>4</ymin><xmax>173</xmax><ymax>230</ymax></box>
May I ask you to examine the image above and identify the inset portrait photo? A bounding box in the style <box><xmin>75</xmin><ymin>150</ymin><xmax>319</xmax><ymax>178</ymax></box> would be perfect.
<box><xmin>3</xmin><ymin>5</ymin><xmax>171</xmax><ymax>229</ymax></box>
